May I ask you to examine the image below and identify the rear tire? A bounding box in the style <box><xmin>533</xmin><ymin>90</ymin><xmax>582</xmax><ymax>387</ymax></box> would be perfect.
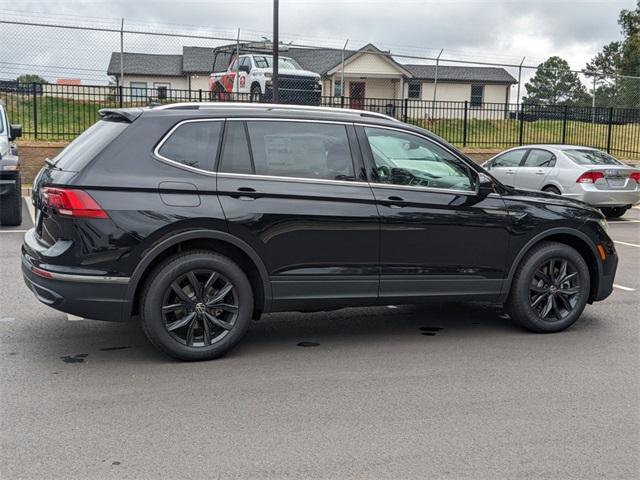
<box><xmin>0</xmin><ymin>173</ymin><xmax>22</xmax><ymax>226</ymax></box>
<box><xmin>250</xmin><ymin>83</ymin><xmax>262</xmax><ymax>103</ymax></box>
<box><xmin>140</xmin><ymin>250</ymin><xmax>253</xmax><ymax>361</ymax></box>
<box><xmin>600</xmin><ymin>206</ymin><xmax>628</xmax><ymax>218</ymax></box>
<box><xmin>542</xmin><ymin>185</ymin><xmax>561</xmax><ymax>195</ymax></box>
<box><xmin>507</xmin><ymin>242</ymin><xmax>590</xmax><ymax>333</ymax></box>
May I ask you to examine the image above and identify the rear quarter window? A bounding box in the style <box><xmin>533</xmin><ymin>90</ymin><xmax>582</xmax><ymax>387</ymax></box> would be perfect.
<box><xmin>53</xmin><ymin>119</ymin><xmax>129</xmax><ymax>171</ymax></box>
<box><xmin>157</xmin><ymin>120</ymin><xmax>222</xmax><ymax>171</ymax></box>
<box><xmin>563</xmin><ymin>149</ymin><xmax>623</xmax><ymax>166</ymax></box>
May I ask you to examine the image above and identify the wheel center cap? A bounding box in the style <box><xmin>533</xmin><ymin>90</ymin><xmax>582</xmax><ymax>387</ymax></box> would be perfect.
<box><xmin>194</xmin><ymin>302</ymin><xmax>207</xmax><ymax>315</ymax></box>
<box><xmin>549</xmin><ymin>285</ymin><xmax>558</xmax><ymax>294</ymax></box>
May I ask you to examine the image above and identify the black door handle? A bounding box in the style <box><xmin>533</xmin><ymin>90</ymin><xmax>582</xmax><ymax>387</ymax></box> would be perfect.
<box><xmin>237</xmin><ymin>187</ymin><xmax>256</xmax><ymax>193</ymax></box>
<box><xmin>387</xmin><ymin>196</ymin><xmax>405</xmax><ymax>208</ymax></box>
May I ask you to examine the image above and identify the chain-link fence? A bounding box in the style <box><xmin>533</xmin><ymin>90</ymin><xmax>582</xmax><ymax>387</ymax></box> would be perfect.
<box><xmin>1</xmin><ymin>14</ymin><xmax>639</xmax><ymax>159</ymax></box>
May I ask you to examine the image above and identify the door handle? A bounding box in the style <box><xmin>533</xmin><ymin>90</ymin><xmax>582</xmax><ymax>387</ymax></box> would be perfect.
<box><xmin>505</xmin><ymin>170</ymin><xmax>515</xmax><ymax>175</ymax></box>
<box><xmin>535</xmin><ymin>170</ymin><xmax>545</xmax><ymax>175</ymax></box>
<box><xmin>387</xmin><ymin>196</ymin><xmax>405</xmax><ymax>208</ymax></box>
<box><xmin>233</xmin><ymin>186</ymin><xmax>256</xmax><ymax>201</ymax></box>
<box><xmin>237</xmin><ymin>187</ymin><xmax>256</xmax><ymax>193</ymax></box>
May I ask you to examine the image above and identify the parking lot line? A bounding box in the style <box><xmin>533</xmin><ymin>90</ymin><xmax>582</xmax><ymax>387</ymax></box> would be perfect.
<box><xmin>614</xmin><ymin>284</ymin><xmax>636</xmax><ymax>292</ymax></box>
<box><xmin>0</xmin><ymin>229</ymin><xmax>28</xmax><ymax>234</ymax></box>
<box><xmin>66</xmin><ymin>314</ymin><xmax>84</xmax><ymax>322</ymax></box>
<box><xmin>614</xmin><ymin>240</ymin><xmax>640</xmax><ymax>249</ymax></box>
<box><xmin>24</xmin><ymin>197</ymin><xmax>35</xmax><ymax>224</ymax></box>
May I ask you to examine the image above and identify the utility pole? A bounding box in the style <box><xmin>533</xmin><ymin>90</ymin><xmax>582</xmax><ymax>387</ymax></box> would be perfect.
<box><xmin>516</xmin><ymin>56</ymin><xmax>525</xmax><ymax>120</ymax></box>
<box><xmin>272</xmin><ymin>0</ymin><xmax>279</xmax><ymax>103</ymax></box>
<box><xmin>341</xmin><ymin>38</ymin><xmax>349</xmax><ymax>97</ymax></box>
<box><xmin>119</xmin><ymin>18</ymin><xmax>125</xmax><ymax>88</ymax></box>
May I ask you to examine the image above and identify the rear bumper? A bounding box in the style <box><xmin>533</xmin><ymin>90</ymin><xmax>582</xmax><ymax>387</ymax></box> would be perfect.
<box><xmin>21</xmin><ymin>251</ymin><xmax>130</xmax><ymax>322</ymax></box>
<box><xmin>564</xmin><ymin>185</ymin><xmax>640</xmax><ymax>207</ymax></box>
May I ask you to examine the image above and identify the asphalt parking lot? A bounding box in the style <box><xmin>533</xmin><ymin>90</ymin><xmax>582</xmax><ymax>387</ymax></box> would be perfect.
<box><xmin>1</xmin><ymin>198</ymin><xmax>638</xmax><ymax>480</ymax></box>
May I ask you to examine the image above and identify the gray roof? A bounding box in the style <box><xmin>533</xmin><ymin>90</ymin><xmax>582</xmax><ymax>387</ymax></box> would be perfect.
<box><xmin>404</xmin><ymin>65</ymin><xmax>517</xmax><ymax>84</ymax></box>
<box><xmin>107</xmin><ymin>52</ymin><xmax>183</xmax><ymax>76</ymax></box>
<box><xmin>107</xmin><ymin>46</ymin><xmax>518</xmax><ymax>85</ymax></box>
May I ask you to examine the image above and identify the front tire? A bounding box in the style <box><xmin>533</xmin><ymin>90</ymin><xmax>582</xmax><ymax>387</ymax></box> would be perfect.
<box><xmin>140</xmin><ymin>251</ymin><xmax>253</xmax><ymax>361</ymax></box>
<box><xmin>250</xmin><ymin>83</ymin><xmax>262</xmax><ymax>103</ymax></box>
<box><xmin>600</xmin><ymin>206</ymin><xmax>628</xmax><ymax>218</ymax></box>
<box><xmin>0</xmin><ymin>173</ymin><xmax>22</xmax><ymax>226</ymax></box>
<box><xmin>507</xmin><ymin>242</ymin><xmax>590</xmax><ymax>333</ymax></box>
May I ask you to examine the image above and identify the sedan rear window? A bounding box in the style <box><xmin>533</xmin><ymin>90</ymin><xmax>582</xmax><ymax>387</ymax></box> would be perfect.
<box><xmin>563</xmin><ymin>149</ymin><xmax>623</xmax><ymax>166</ymax></box>
<box><xmin>51</xmin><ymin>119</ymin><xmax>128</xmax><ymax>172</ymax></box>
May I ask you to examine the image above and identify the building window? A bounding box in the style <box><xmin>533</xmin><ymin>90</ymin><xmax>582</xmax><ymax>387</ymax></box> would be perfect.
<box><xmin>154</xmin><ymin>82</ymin><xmax>170</xmax><ymax>100</ymax></box>
<box><xmin>130</xmin><ymin>82</ymin><xmax>147</xmax><ymax>99</ymax></box>
<box><xmin>334</xmin><ymin>80</ymin><xmax>342</xmax><ymax>96</ymax></box>
<box><xmin>408</xmin><ymin>82</ymin><xmax>421</xmax><ymax>99</ymax></box>
<box><xmin>470</xmin><ymin>85</ymin><xmax>484</xmax><ymax>107</ymax></box>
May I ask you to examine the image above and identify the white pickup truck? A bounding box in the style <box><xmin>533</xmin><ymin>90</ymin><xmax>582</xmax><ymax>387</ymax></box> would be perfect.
<box><xmin>210</xmin><ymin>54</ymin><xmax>322</xmax><ymax>105</ymax></box>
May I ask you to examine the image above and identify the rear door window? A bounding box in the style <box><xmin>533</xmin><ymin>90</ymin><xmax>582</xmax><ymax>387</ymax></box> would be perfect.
<box><xmin>523</xmin><ymin>149</ymin><xmax>556</xmax><ymax>168</ymax></box>
<box><xmin>157</xmin><ymin>120</ymin><xmax>222</xmax><ymax>171</ymax></box>
<box><xmin>244</xmin><ymin>121</ymin><xmax>356</xmax><ymax>181</ymax></box>
<box><xmin>52</xmin><ymin>119</ymin><xmax>128</xmax><ymax>171</ymax></box>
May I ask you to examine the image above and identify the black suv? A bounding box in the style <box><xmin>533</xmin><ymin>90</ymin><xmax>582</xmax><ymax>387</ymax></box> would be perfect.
<box><xmin>22</xmin><ymin>103</ymin><xmax>618</xmax><ymax>361</ymax></box>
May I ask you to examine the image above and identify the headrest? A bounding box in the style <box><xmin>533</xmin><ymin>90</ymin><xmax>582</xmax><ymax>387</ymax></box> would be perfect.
<box><xmin>326</xmin><ymin>143</ymin><xmax>350</xmax><ymax>172</ymax></box>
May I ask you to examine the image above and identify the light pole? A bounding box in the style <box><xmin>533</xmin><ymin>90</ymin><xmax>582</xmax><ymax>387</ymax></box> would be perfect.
<box><xmin>272</xmin><ymin>0</ymin><xmax>279</xmax><ymax>103</ymax></box>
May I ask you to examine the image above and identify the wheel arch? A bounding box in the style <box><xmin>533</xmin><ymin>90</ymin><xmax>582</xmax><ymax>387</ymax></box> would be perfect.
<box><xmin>542</xmin><ymin>182</ymin><xmax>562</xmax><ymax>193</ymax></box>
<box><xmin>125</xmin><ymin>230</ymin><xmax>272</xmax><ymax>320</ymax></box>
<box><xmin>502</xmin><ymin>227</ymin><xmax>602</xmax><ymax>303</ymax></box>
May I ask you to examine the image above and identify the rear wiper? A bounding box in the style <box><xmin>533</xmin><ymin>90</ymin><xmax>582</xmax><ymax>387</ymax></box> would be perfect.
<box><xmin>44</xmin><ymin>158</ymin><xmax>62</xmax><ymax>170</ymax></box>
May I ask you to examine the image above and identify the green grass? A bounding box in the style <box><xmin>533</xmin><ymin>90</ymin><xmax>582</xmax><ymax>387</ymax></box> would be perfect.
<box><xmin>4</xmin><ymin>93</ymin><xmax>639</xmax><ymax>160</ymax></box>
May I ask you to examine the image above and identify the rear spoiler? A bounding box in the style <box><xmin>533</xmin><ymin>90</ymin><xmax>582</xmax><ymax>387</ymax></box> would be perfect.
<box><xmin>98</xmin><ymin>108</ymin><xmax>144</xmax><ymax>122</ymax></box>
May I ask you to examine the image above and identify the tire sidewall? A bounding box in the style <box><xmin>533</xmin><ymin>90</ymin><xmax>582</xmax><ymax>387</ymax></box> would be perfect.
<box><xmin>141</xmin><ymin>252</ymin><xmax>253</xmax><ymax>361</ymax></box>
<box><xmin>510</xmin><ymin>243</ymin><xmax>590</xmax><ymax>333</ymax></box>
<box><xmin>0</xmin><ymin>173</ymin><xmax>22</xmax><ymax>226</ymax></box>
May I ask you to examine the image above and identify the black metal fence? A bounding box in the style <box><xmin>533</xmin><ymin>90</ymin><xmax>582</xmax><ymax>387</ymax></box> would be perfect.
<box><xmin>2</xmin><ymin>82</ymin><xmax>639</xmax><ymax>159</ymax></box>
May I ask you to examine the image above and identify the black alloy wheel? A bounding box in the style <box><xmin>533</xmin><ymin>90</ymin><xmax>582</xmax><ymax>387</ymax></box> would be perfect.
<box><xmin>162</xmin><ymin>269</ymin><xmax>239</xmax><ymax>347</ymax></box>
<box><xmin>529</xmin><ymin>258</ymin><xmax>580</xmax><ymax>322</ymax></box>
<box><xmin>141</xmin><ymin>251</ymin><xmax>253</xmax><ymax>361</ymax></box>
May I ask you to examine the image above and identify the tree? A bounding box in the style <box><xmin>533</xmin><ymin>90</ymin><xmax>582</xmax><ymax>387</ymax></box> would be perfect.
<box><xmin>585</xmin><ymin>1</ymin><xmax>639</xmax><ymax>108</ymax></box>
<box><xmin>523</xmin><ymin>56</ymin><xmax>589</xmax><ymax>105</ymax></box>
<box><xmin>16</xmin><ymin>74</ymin><xmax>47</xmax><ymax>84</ymax></box>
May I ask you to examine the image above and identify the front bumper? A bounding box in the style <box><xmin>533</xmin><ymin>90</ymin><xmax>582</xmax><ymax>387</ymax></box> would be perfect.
<box><xmin>594</xmin><ymin>248</ymin><xmax>617</xmax><ymax>302</ymax></box>
<box><xmin>564</xmin><ymin>184</ymin><xmax>640</xmax><ymax>207</ymax></box>
<box><xmin>21</xmin><ymin>248</ymin><xmax>130</xmax><ymax>322</ymax></box>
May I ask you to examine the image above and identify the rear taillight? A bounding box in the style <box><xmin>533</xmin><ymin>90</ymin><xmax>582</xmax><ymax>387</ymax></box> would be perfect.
<box><xmin>41</xmin><ymin>187</ymin><xmax>108</xmax><ymax>219</ymax></box>
<box><xmin>630</xmin><ymin>172</ymin><xmax>640</xmax><ymax>183</ymax></box>
<box><xmin>576</xmin><ymin>171</ymin><xmax>604</xmax><ymax>184</ymax></box>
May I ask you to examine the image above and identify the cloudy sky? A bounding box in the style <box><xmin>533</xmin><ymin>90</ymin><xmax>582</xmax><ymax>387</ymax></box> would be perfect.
<box><xmin>0</xmin><ymin>0</ymin><xmax>635</xmax><ymax>85</ymax></box>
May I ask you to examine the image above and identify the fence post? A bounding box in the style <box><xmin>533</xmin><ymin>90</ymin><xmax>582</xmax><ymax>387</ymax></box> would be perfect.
<box><xmin>340</xmin><ymin>95</ymin><xmax>345</xmax><ymax>109</ymax></box>
<box><xmin>518</xmin><ymin>103</ymin><xmax>525</xmax><ymax>146</ymax></box>
<box><xmin>32</xmin><ymin>83</ymin><xmax>38</xmax><ymax>140</ymax></box>
<box><xmin>606</xmin><ymin>107</ymin><xmax>614</xmax><ymax>153</ymax></box>
<box><xmin>199</xmin><ymin>89</ymin><xmax>203</xmax><ymax>102</ymax></box>
<box><xmin>461</xmin><ymin>101</ymin><xmax>468</xmax><ymax>147</ymax></box>
<box><xmin>118</xmin><ymin>86</ymin><xmax>123</xmax><ymax>108</ymax></box>
<box><xmin>403</xmin><ymin>98</ymin><xmax>408</xmax><ymax>123</ymax></box>
<box><xmin>561</xmin><ymin>105</ymin><xmax>568</xmax><ymax>144</ymax></box>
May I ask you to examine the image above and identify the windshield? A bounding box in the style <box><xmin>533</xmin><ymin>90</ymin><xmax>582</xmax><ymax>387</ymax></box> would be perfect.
<box><xmin>563</xmin><ymin>149</ymin><xmax>624</xmax><ymax>166</ymax></box>
<box><xmin>252</xmin><ymin>55</ymin><xmax>302</xmax><ymax>70</ymax></box>
<box><xmin>52</xmin><ymin>119</ymin><xmax>128</xmax><ymax>171</ymax></box>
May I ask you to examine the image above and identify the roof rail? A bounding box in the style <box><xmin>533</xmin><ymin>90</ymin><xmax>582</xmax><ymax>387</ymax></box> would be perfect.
<box><xmin>154</xmin><ymin>102</ymin><xmax>399</xmax><ymax>122</ymax></box>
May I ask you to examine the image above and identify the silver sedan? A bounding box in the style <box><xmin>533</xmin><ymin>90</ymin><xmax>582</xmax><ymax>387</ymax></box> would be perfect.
<box><xmin>483</xmin><ymin>145</ymin><xmax>640</xmax><ymax>218</ymax></box>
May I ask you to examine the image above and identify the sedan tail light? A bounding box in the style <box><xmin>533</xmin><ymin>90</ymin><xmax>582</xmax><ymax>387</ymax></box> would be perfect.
<box><xmin>630</xmin><ymin>172</ymin><xmax>640</xmax><ymax>183</ymax></box>
<box><xmin>576</xmin><ymin>171</ymin><xmax>604</xmax><ymax>184</ymax></box>
<box><xmin>41</xmin><ymin>187</ymin><xmax>109</xmax><ymax>219</ymax></box>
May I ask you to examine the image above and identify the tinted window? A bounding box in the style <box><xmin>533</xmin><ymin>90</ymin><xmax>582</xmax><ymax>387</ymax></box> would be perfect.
<box><xmin>219</xmin><ymin>122</ymin><xmax>252</xmax><ymax>174</ymax></box>
<box><xmin>563</xmin><ymin>149</ymin><xmax>623</xmax><ymax>166</ymax></box>
<box><xmin>492</xmin><ymin>150</ymin><xmax>525</xmax><ymax>168</ymax></box>
<box><xmin>365</xmin><ymin>127</ymin><xmax>474</xmax><ymax>192</ymax></box>
<box><xmin>52</xmin><ymin>119</ymin><xmax>128</xmax><ymax>171</ymax></box>
<box><xmin>245</xmin><ymin>121</ymin><xmax>355</xmax><ymax>181</ymax></box>
<box><xmin>158</xmin><ymin>121</ymin><xmax>222</xmax><ymax>171</ymax></box>
<box><xmin>524</xmin><ymin>149</ymin><xmax>556</xmax><ymax>167</ymax></box>
<box><xmin>408</xmin><ymin>82</ymin><xmax>421</xmax><ymax>99</ymax></box>
<box><xmin>471</xmin><ymin>85</ymin><xmax>484</xmax><ymax>107</ymax></box>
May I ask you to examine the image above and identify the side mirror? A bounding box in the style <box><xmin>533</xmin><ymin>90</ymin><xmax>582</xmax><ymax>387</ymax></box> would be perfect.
<box><xmin>238</xmin><ymin>64</ymin><xmax>250</xmax><ymax>74</ymax></box>
<box><xmin>477</xmin><ymin>172</ymin><xmax>494</xmax><ymax>197</ymax></box>
<box><xmin>9</xmin><ymin>124</ymin><xmax>22</xmax><ymax>140</ymax></box>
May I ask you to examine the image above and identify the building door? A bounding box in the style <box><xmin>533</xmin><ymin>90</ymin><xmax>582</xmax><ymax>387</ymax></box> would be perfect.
<box><xmin>349</xmin><ymin>82</ymin><xmax>365</xmax><ymax>109</ymax></box>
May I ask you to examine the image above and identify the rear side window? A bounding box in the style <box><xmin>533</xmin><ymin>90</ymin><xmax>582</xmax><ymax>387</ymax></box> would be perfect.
<box><xmin>524</xmin><ymin>149</ymin><xmax>555</xmax><ymax>167</ymax></box>
<box><xmin>491</xmin><ymin>149</ymin><xmax>525</xmax><ymax>168</ymax></box>
<box><xmin>157</xmin><ymin>120</ymin><xmax>222</xmax><ymax>171</ymax></box>
<box><xmin>244</xmin><ymin>121</ymin><xmax>355</xmax><ymax>181</ymax></box>
<box><xmin>52</xmin><ymin>119</ymin><xmax>128</xmax><ymax>171</ymax></box>
<box><xmin>219</xmin><ymin>121</ymin><xmax>253</xmax><ymax>174</ymax></box>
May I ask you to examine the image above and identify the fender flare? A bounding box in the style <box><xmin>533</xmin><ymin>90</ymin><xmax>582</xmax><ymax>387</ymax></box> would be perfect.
<box><xmin>124</xmin><ymin>229</ymin><xmax>272</xmax><ymax>312</ymax></box>
<box><xmin>499</xmin><ymin>226</ymin><xmax>602</xmax><ymax>301</ymax></box>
